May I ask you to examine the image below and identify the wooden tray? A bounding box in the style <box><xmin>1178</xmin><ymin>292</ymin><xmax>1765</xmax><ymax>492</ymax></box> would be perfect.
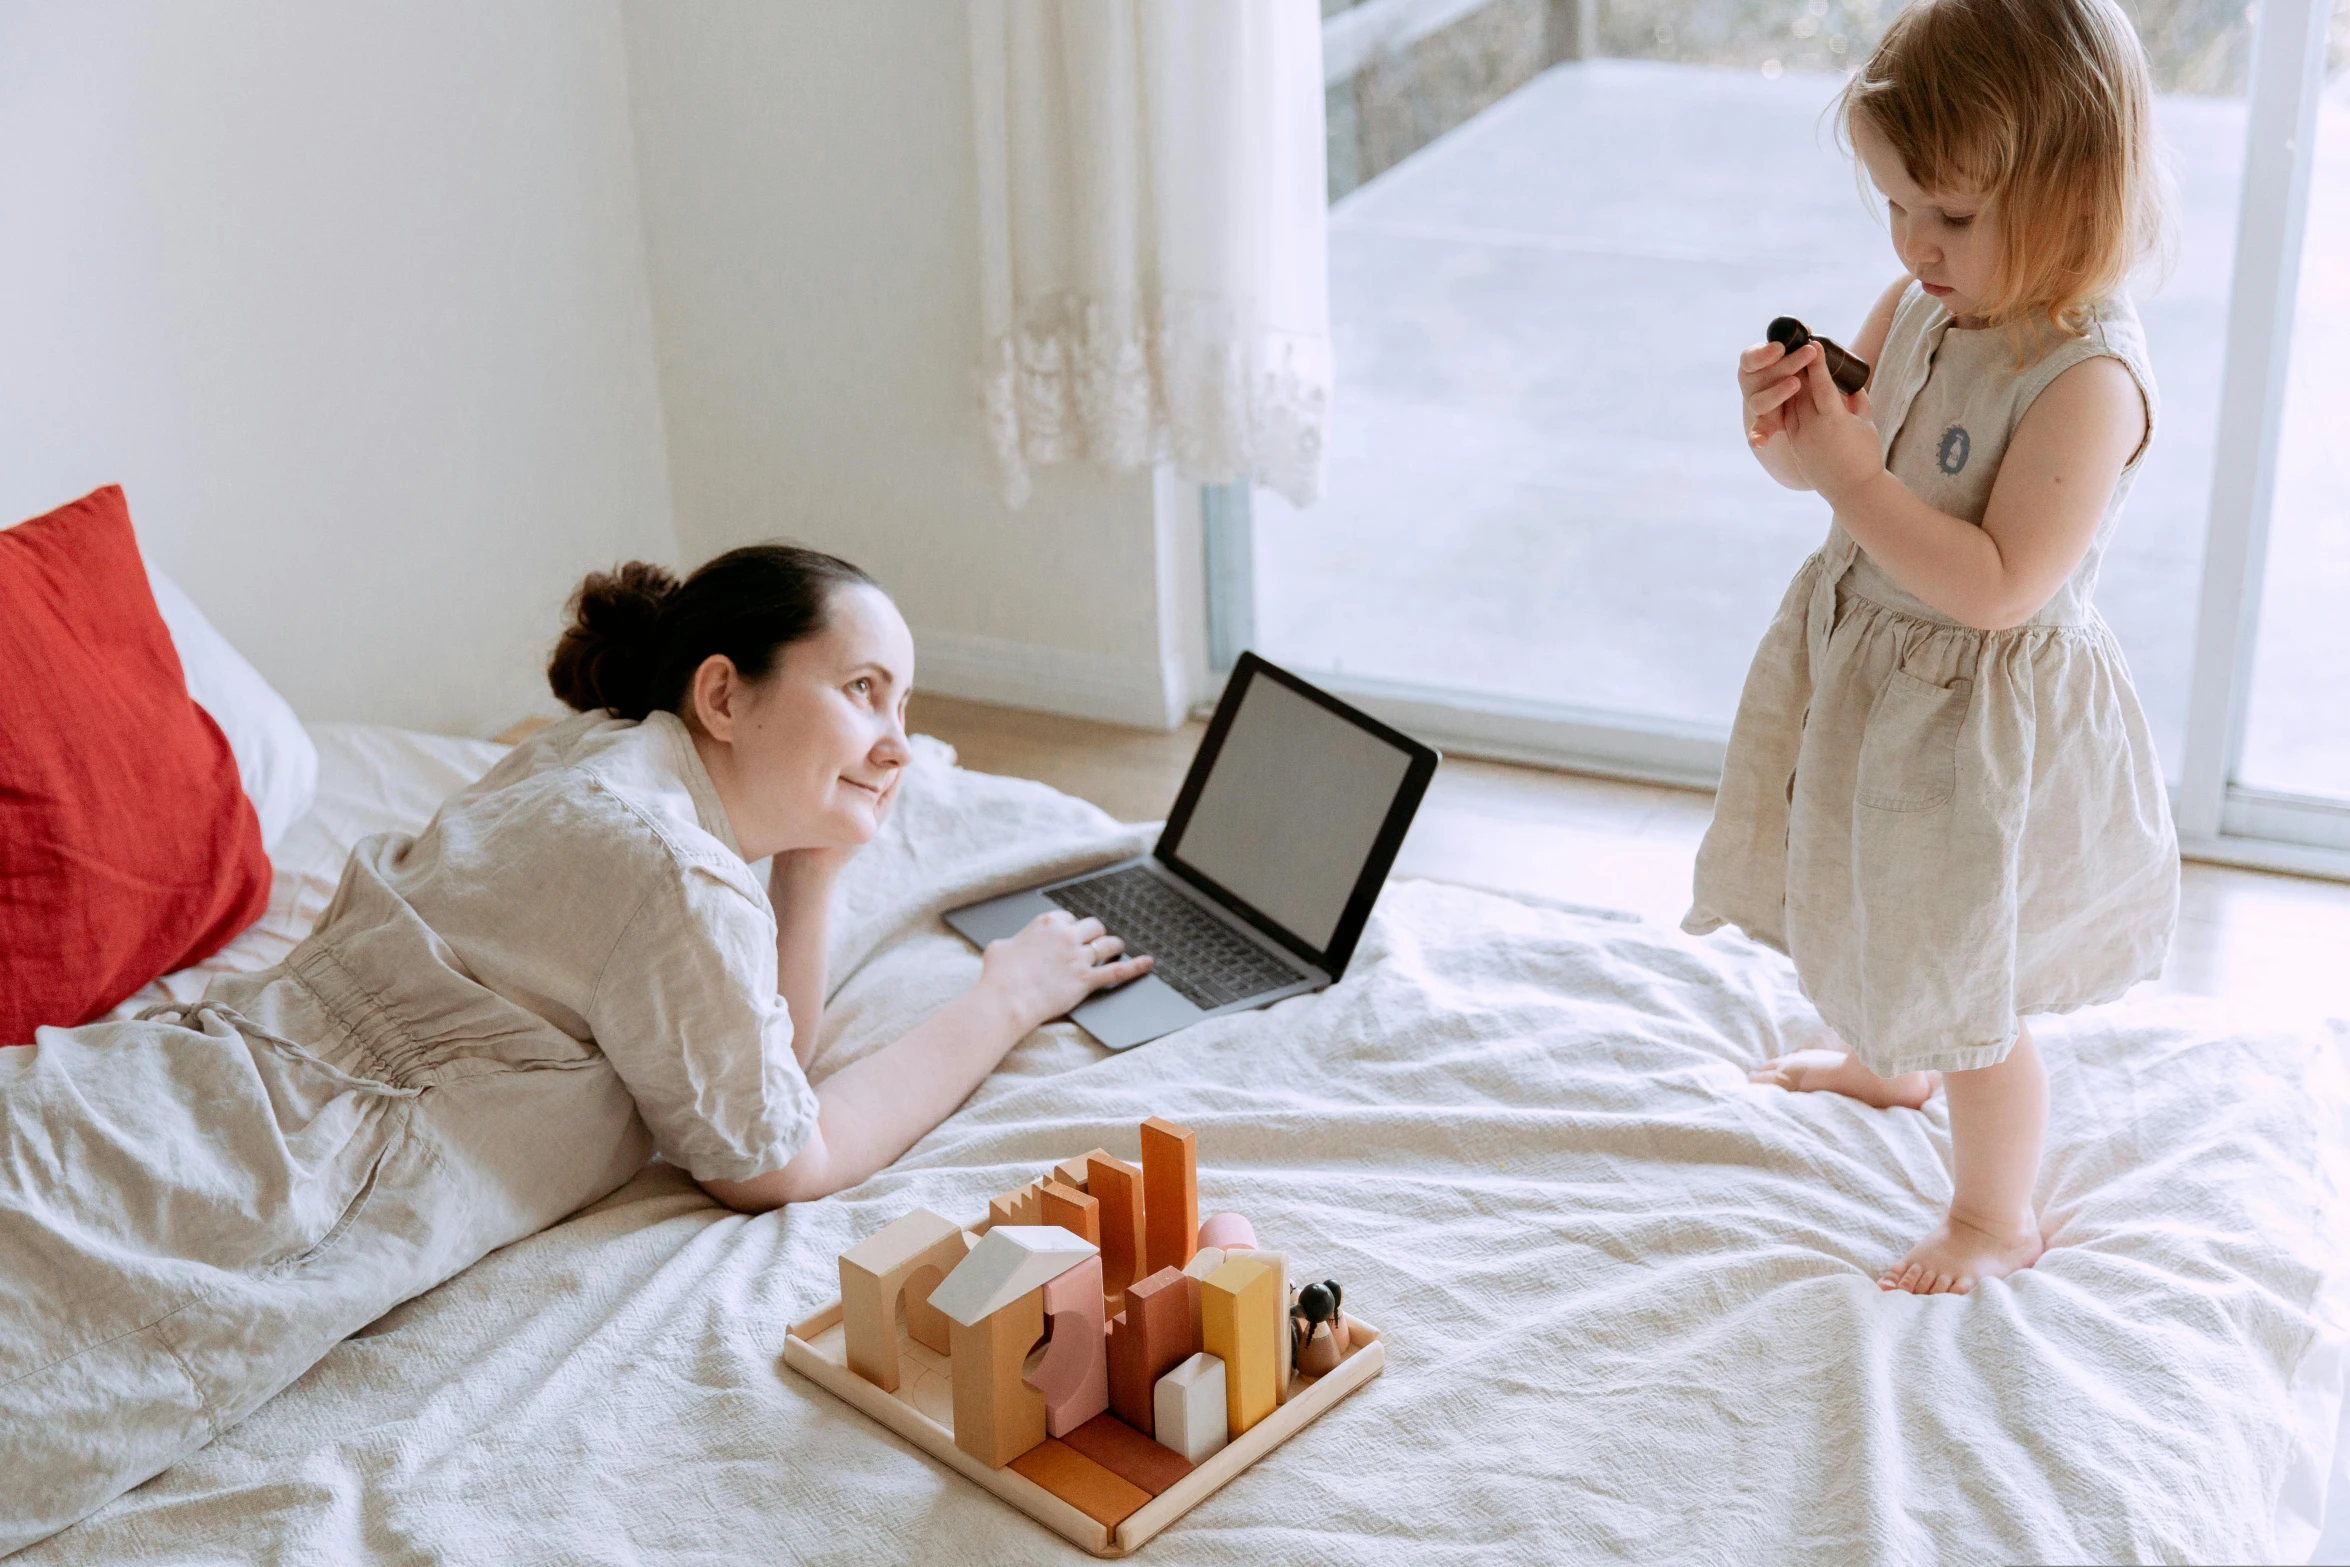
<box><xmin>784</xmin><ymin>1287</ymin><xmax>1384</xmax><ymax>1557</ymax></box>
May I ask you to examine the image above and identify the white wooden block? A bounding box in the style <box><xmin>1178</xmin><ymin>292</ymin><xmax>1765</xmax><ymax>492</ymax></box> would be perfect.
<box><xmin>928</xmin><ymin>1225</ymin><xmax>1098</xmax><ymax>1327</ymax></box>
<box><xmin>1153</xmin><ymin>1352</ymin><xmax>1230</xmax><ymax>1464</ymax></box>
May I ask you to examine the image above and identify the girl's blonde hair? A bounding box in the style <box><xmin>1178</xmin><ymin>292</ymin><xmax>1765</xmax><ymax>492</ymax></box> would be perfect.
<box><xmin>1839</xmin><ymin>0</ymin><xmax>2173</xmax><ymax>339</ymax></box>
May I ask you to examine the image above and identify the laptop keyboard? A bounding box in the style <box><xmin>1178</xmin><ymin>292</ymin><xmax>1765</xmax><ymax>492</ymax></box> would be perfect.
<box><xmin>1045</xmin><ymin>864</ymin><xmax>1307</xmax><ymax>1011</ymax></box>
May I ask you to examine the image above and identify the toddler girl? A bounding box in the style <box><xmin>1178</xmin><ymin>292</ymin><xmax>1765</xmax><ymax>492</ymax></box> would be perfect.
<box><xmin>1684</xmin><ymin>0</ymin><xmax>2178</xmax><ymax>1295</ymax></box>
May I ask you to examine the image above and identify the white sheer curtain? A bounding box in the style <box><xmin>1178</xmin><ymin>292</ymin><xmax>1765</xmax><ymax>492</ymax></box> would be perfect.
<box><xmin>968</xmin><ymin>0</ymin><xmax>1330</xmax><ymax>508</ymax></box>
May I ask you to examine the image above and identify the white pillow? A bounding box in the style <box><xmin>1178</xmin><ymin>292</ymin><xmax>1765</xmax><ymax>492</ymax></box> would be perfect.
<box><xmin>144</xmin><ymin>561</ymin><xmax>318</xmax><ymax>849</ymax></box>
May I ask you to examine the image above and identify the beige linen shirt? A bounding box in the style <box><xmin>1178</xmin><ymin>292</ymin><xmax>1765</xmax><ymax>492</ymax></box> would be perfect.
<box><xmin>383</xmin><ymin>707</ymin><xmax>816</xmax><ymax>1182</ymax></box>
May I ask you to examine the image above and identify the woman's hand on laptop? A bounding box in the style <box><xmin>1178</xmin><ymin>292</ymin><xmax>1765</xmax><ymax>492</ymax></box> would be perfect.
<box><xmin>981</xmin><ymin>912</ymin><xmax>1153</xmax><ymax>1034</ymax></box>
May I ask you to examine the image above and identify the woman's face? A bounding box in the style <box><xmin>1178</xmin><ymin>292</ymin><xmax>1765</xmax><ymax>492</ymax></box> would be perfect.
<box><xmin>1854</xmin><ymin>117</ymin><xmax>2002</xmax><ymax>322</ymax></box>
<box><xmin>687</xmin><ymin>584</ymin><xmax>916</xmax><ymax>862</ymax></box>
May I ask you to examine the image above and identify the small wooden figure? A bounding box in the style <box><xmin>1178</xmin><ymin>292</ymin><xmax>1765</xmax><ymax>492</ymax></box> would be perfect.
<box><xmin>1139</xmin><ymin>1117</ymin><xmax>1198</xmax><ymax>1277</ymax></box>
<box><xmin>1106</xmin><ymin>1264</ymin><xmax>1196</xmax><ymax>1435</ymax></box>
<box><xmin>1026</xmin><ymin>1254</ymin><xmax>1110</xmax><ymax>1437</ymax></box>
<box><xmin>1152</xmin><ymin>1352</ymin><xmax>1229</xmax><ymax>1464</ymax></box>
<box><xmin>1201</xmin><ymin>1256</ymin><xmax>1279</xmax><ymax>1438</ymax></box>
<box><xmin>1196</xmin><ymin>1211</ymin><xmax>1255</xmax><ymax>1251</ymax></box>
<box><xmin>839</xmin><ymin>1209</ymin><xmax>970</xmax><ymax>1395</ymax></box>
<box><xmin>1053</xmin><ymin>1148</ymin><xmax>1109</xmax><ymax>1192</ymax></box>
<box><xmin>1085</xmin><ymin>1151</ymin><xmax>1145</xmax><ymax>1300</ymax></box>
<box><xmin>1039</xmin><ymin>1179</ymin><xmax>1101</xmax><ymax>1248</ymax></box>
<box><xmin>1293</xmin><ymin>1280</ymin><xmax>1349</xmax><ymax>1376</ymax></box>
<box><xmin>1767</xmin><ymin>315</ymin><xmax>1871</xmax><ymax>395</ymax></box>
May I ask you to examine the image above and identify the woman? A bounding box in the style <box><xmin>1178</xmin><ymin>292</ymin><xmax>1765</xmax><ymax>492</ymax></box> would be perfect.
<box><xmin>0</xmin><ymin>545</ymin><xmax>1149</xmax><ymax>1551</ymax></box>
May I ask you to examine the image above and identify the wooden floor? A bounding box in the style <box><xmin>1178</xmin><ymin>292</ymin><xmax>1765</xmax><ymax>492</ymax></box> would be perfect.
<box><xmin>909</xmin><ymin>693</ymin><xmax>2350</xmax><ymax>1017</ymax></box>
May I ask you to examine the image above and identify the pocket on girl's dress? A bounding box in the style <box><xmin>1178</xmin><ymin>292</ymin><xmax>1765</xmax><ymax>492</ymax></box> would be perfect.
<box><xmin>1857</xmin><ymin>667</ymin><xmax>1971</xmax><ymax>812</ymax></box>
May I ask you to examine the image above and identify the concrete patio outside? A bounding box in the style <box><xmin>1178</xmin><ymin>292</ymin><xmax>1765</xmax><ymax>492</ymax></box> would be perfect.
<box><xmin>1255</xmin><ymin>58</ymin><xmax>2348</xmax><ymax>799</ymax></box>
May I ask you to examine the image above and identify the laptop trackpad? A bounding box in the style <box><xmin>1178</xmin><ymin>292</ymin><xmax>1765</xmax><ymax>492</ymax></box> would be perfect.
<box><xmin>1070</xmin><ymin>973</ymin><xmax>1203</xmax><ymax>1052</ymax></box>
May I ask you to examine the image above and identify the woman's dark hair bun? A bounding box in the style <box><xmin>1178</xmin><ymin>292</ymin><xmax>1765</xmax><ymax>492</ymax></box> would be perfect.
<box><xmin>546</xmin><ymin>545</ymin><xmax>878</xmax><ymax>721</ymax></box>
<box><xmin>548</xmin><ymin>561</ymin><xmax>681</xmax><ymax>719</ymax></box>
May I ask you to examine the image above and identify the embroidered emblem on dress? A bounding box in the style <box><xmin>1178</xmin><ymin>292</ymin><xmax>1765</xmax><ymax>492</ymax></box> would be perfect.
<box><xmin>1936</xmin><ymin>425</ymin><xmax>1971</xmax><ymax>475</ymax></box>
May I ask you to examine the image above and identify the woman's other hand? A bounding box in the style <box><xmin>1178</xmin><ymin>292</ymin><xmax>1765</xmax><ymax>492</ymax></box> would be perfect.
<box><xmin>1740</xmin><ymin>339</ymin><xmax>1819</xmax><ymax>489</ymax></box>
<box><xmin>979</xmin><ymin>911</ymin><xmax>1154</xmax><ymax>1034</ymax></box>
<box><xmin>772</xmin><ymin>768</ymin><xmax>902</xmax><ymax>886</ymax></box>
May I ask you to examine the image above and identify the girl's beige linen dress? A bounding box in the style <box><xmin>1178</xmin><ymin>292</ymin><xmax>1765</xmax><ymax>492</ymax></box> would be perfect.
<box><xmin>1685</xmin><ymin>283</ymin><xmax>2179</xmax><ymax>1077</ymax></box>
<box><xmin>0</xmin><ymin>710</ymin><xmax>818</xmax><ymax>1553</ymax></box>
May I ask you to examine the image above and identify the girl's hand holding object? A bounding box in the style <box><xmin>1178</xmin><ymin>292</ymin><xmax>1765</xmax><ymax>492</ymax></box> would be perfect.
<box><xmin>1739</xmin><ymin>337</ymin><xmax>1821</xmax><ymax>455</ymax></box>
<box><xmin>1782</xmin><ymin>352</ymin><xmax>1888</xmax><ymax>508</ymax></box>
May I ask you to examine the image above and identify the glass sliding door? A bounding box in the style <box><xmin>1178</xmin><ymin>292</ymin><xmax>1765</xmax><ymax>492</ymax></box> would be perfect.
<box><xmin>1228</xmin><ymin>0</ymin><xmax>2347</xmax><ymax>875</ymax></box>
<box><xmin>2237</xmin><ymin>5</ymin><xmax>2350</xmax><ymax>807</ymax></box>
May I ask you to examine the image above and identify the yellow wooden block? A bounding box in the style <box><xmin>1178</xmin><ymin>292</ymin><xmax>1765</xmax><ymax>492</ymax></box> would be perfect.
<box><xmin>1199</xmin><ymin>1256</ymin><xmax>1278</xmax><ymax>1438</ymax></box>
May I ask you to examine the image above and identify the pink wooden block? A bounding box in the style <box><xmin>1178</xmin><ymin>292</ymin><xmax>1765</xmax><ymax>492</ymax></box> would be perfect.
<box><xmin>1196</xmin><ymin>1212</ymin><xmax>1255</xmax><ymax>1251</ymax></box>
<box><xmin>1026</xmin><ymin>1254</ymin><xmax>1110</xmax><ymax>1438</ymax></box>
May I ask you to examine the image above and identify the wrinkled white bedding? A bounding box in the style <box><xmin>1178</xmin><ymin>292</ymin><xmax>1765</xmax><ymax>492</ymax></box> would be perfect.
<box><xmin>46</xmin><ymin>724</ymin><xmax>2350</xmax><ymax>1565</ymax></box>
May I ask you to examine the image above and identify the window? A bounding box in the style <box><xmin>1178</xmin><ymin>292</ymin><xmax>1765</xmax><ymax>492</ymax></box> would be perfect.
<box><xmin>2237</xmin><ymin>3</ymin><xmax>2350</xmax><ymax>805</ymax></box>
<box><xmin>1222</xmin><ymin>0</ymin><xmax>2348</xmax><ymax>875</ymax></box>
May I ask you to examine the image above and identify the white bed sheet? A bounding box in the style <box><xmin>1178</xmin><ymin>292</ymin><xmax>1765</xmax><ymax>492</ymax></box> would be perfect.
<box><xmin>50</xmin><ymin>724</ymin><xmax>2350</xmax><ymax>1564</ymax></box>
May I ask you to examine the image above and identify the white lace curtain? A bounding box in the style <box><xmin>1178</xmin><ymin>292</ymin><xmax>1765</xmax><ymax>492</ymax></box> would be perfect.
<box><xmin>968</xmin><ymin>0</ymin><xmax>1331</xmax><ymax>508</ymax></box>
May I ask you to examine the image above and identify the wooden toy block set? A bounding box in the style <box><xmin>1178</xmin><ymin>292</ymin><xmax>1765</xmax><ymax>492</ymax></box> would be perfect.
<box><xmin>783</xmin><ymin>1116</ymin><xmax>1385</xmax><ymax>1556</ymax></box>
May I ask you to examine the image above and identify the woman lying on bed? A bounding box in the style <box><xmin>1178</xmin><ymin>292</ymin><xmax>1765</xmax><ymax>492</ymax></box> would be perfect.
<box><xmin>0</xmin><ymin>544</ymin><xmax>1150</xmax><ymax>1553</ymax></box>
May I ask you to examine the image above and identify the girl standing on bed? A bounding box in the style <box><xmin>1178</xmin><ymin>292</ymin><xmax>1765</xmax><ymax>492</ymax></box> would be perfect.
<box><xmin>1683</xmin><ymin>0</ymin><xmax>2178</xmax><ymax>1296</ymax></box>
<box><xmin>0</xmin><ymin>546</ymin><xmax>1151</xmax><ymax>1552</ymax></box>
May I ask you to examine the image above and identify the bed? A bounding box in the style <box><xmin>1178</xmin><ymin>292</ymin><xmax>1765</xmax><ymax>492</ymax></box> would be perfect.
<box><xmin>45</xmin><ymin>721</ymin><xmax>2350</xmax><ymax>1564</ymax></box>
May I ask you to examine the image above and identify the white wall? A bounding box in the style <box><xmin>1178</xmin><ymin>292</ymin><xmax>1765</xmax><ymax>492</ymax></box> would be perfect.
<box><xmin>0</xmin><ymin>2</ymin><xmax>677</xmax><ymax>735</ymax></box>
<box><xmin>620</xmin><ymin>1</ymin><xmax>1205</xmax><ymax>729</ymax></box>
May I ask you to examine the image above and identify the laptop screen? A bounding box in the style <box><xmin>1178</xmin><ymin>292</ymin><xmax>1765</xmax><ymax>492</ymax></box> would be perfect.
<box><xmin>1160</xmin><ymin>666</ymin><xmax>1420</xmax><ymax>954</ymax></box>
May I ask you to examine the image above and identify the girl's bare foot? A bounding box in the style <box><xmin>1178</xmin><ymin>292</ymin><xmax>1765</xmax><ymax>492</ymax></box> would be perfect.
<box><xmin>1749</xmin><ymin>1049</ymin><xmax>1938</xmax><ymax>1110</ymax></box>
<box><xmin>1878</xmin><ymin>1208</ymin><xmax>2044</xmax><ymax>1295</ymax></box>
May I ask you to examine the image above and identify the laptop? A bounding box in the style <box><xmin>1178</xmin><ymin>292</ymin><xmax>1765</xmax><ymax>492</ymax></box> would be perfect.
<box><xmin>945</xmin><ymin>652</ymin><xmax>1440</xmax><ymax>1050</ymax></box>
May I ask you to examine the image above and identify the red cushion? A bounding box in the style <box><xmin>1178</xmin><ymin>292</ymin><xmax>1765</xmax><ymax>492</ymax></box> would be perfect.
<box><xmin>0</xmin><ymin>486</ymin><xmax>271</xmax><ymax>1044</ymax></box>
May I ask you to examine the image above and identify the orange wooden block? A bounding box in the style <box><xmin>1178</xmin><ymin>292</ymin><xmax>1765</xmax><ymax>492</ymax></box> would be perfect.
<box><xmin>1054</xmin><ymin>1148</ymin><xmax>1109</xmax><ymax>1191</ymax></box>
<box><xmin>838</xmin><ymin>1209</ymin><xmax>969</xmax><ymax>1394</ymax></box>
<box><xmin>1105</xmin><ymin>1264</ymin><xmax>1197</xmax><ymax>1436</ymax></box>
<box><xmin>1139</xmin><ymin>1117</ymin><xmax>1197</xmax><ymax>1278</ymax></box>
<box><xmin>1061</xmin><ymin>1412</ymin><xmax>1195</xmax><ymax>1496</ymax></box>
<box><xmin>986</xmin><ymin>1178</ymin><xmax>1047</xmax><ymax>1231</ymax></box>
<box><xmin>947</xmin><ymin>1288</ymin><xmax>1048</xmax><ymax>1468</ymax></box>
<box><xmin>1039</xmin><ymin>1179</ymin><xmax>1101</xmax><ymax>1247</ymax></box>
<box><xmin>1006</xmin><ymin>1439</ymin><xmax>1152</xmax><ymax>1529</ymax></box>
<box><xmin>1086</xmin><ymin>1151</ymin><xmax>1145</xmax><ymax>1301</ymax></box>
